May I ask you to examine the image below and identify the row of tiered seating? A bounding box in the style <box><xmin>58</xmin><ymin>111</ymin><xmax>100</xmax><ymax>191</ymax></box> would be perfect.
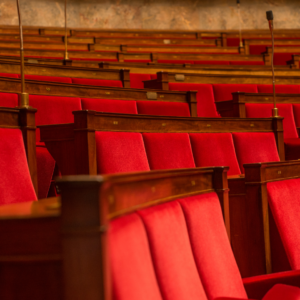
<box><xmin>2</xmin><ymin>25</ymin><xmax>300</xmax><ymax>300</ymax></box>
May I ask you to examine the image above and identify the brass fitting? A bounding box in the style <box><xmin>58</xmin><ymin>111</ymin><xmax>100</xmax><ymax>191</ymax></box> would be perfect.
<box><xmin>18</xmin><ymin>92</ymin><xmax>29</xmax><ymax>108</ymax></box>
<box><xmin>272</xmin><ymin>107</ymin><xmax>279</xmax><ymax>118</ymax></box>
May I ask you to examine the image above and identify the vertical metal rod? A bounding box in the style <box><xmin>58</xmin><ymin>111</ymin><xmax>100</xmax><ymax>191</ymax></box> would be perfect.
<box><xmin>237</xmin><ymin>3</ymin><xmax>243</xmax><ymax>48</ymax></box>
<box><xmin>64</xmin><ymin>0</ymin><xmax>69</xmax><ymax>60</ymax></box>
<box><xmin>16</xmin><ymin>0</ymin><xmax>29</xmax><ymax>107</ymax></box>
<box><xmin>16</xmin><ymin>0</ymin><xmax>25</xmax><ymax>94</ymax></box>
<box><xmin>270</xmin><ymin>21</ymin><xmax>277</xmax><ymax>112</ymax></box>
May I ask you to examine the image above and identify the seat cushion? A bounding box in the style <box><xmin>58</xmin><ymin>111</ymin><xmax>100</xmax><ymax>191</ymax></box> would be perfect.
<box><xmin>142</xmin><ymin>133</ymin><xmax>195</xmax><ymax>170</ymax></box>
<box><xmin>213</xmin><ymin>84</ymin><xmax>258</xmax><ymax>102</ymax></box>
<box><xmin>179</xmin><ymin>193</ymin><xmax>247</xmax><ymax>299</ymax></box>
<box><xmin>137</xmin><ymin>101</ymin><xmax>190</xmax><ymax>117</ymax></box>
<box><xmin>71</xmin><ymin>78</ymin><xmax>123</xmax><ymax>87</ymax></box>
<box><xmin>0</xmin><ymin>128</ymin><xmax>37</xmax><ymax>205</ymax></box>
<box><xmin>81</xmin><ymin>98</ymin><xmax>138</xmax><ymax>114</ymax></box>
<box><xmin>95</xmin><ymin>131</ymin><xmax>150</xmax><ymax>174</ymax></box>
<box><xmin>169</xmin><ymin>83</ymin><xmax>219</xmax><ymax>117</ymax></box>
<box><xmin>267</xmin><ymin>178</ymin><xmax>300</xmax><ymax>270</ymax></box>
<box><xmin>284</xmin><ymin>138</ymin><xmax>300</xmax><ymax>160</ymax></box>
<box><xmin>130</xmin><ymin>73</ymin><xmax>152</xmax><ymax>89</ymax></box>
<box><xmin>190</xmin><ymin>133</ymin><xmax>241</xmax><ymax>176</ymax></box>
<box><xmin>109</xmin><ymin>213</ymin><xmax>163</xmax><ymax>300</ymax></box>
<box><xmin>257</xmin><ymin>85</ymin><xmax>300</xmax><ymax>94</ymax></box>
<box><xmin>232</xmin><ymin>132</ymin><xmax>280</xmax><ymax>173</ymax></box>
<box><xmin>21</xmin><ymin>74</ymin><xmax>72</xmax><ymax>83</ymax></box>
<box><xmin>245</xmin><ymin>103</ymin><xmax>298</xmax><ymax>139</ymax></box>
<box><xmin>0</xmin><ymin>92</ymin><xmax>18</xmax><ymax>108</ymax></box>
<box><xmin>263</xmin><ymin>284</ymin><xmax>300</xmax><ymax>300</ymax></box>
<box><xmin>138</xmin><ymin>201</ymin><xmax>207</xmax><ymax>300</ymax></box>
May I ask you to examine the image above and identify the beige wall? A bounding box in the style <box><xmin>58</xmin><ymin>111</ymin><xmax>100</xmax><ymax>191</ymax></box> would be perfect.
<box><xmin>0</xmin><ymin>0</ymin><xmax>300</xmax><ymax>30</ymax></box>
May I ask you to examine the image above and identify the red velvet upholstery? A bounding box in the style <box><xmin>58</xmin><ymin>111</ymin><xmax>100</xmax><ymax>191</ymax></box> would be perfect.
<box><xmin>81</xmin><ymin>98</ymin><xmax>138</xmax><ymax>114</ymax></box>
<box><xmin>179</xmin><ymin>193</ymin><xmax>247</xmax><ymax>299</ymax></box>
<box><xmin>230</xmin><ymin>61</ymin><xmax>265</xmax><ymax>65</ymax></box>
<box><xmin>150</xmin><ymin>74</ymin><xmax>157</xmax><ymax>80</ymax></box>
<box><xmin>130</xmin><ymin>73</ymin><xmax>152</xmax><ymax>89</ymax></box>
<box><xmin>157</xmin><ymin>60</ymin><xmax>195</xmax><ymax>64</ymax></box>
<box><xmin>0</xmin><ymin>128</ymin><xmax>37</xmax><ymax>205</ymax></box>
<box><xmin>138</xmin><ymin>201</ymin><xmax>207</xmax><ymax>300</ymax></box>
<box><xmin>142</xmin><ymin>133</ymin><xmax>195</xmax><ymax>169</ymax></box>
<box><xmin>284</xmin><ymin>139</ymin><xmax>300</xmax><ymax>160</ymax></box>
<box><xmin>0</xmin><ymin>72</ymin><xmax>18</xmax><ymax>78</ymax></box>
<box><xmin>263</xmin><ymin>284</ymin><xmax>300</xmax><ymax>300</ymax></box>
<box><xmin>274</xmin><ymin>53</ymin><xmax>295</xmax><ymax>66</ymax></box>
<box><xmin>0</xmin><ymin>92</ymin><xmax>18</xmax><ymax>108</ymax></box>
<box><xmin>244</xmin><ymin>270</ymin><xmax>300</xmax><ymax>300</ymax></box>
<box><xmin>136</xmin><ymin>101</ymin><xmax>190</xmax><ymax>117</ymax></box>
<box><xmin>245</xmin><ymin>104</ymin><xmax>298</xmax><ymax>139</ymax></box>
<box><xmin>36</xmin><ymin>147</ymin><xmax>55</xmax><ymax>199</ymax></box>
<box><xmin>257</xmin><ymin>85</ymin><xmax>300</xmax><ymax>94</ymax></box>
<box><xmin>109</xmin><ymin>213</ymin><xmax>163</xmax><ymax>300</ymax></box>
<box><xmin>249</xmin><ymin>45</ymin><xmax>270</xmax><ymax>55</ymax></box>
<box><xmin>169</xmin><ymin>83</ymin><xmax>219</xmax><ymax>117</ymax></box>
<box><xmin>213</xmin><ymin>84</ymin><xmax>258</xmax><ymax>102</ymax></box>
<box><xmin>292</xmin><ymin>104</ymin><xmax>300</xmax><ymax>127</ymax></box>
<box><xmin>95</xmin><ymin>131</ymin><xmax>150</xmax><ymax>174</ymax></box>
<box><xmin>194</xmin><ymin>61</ymin><xmax>230</xmax><ymax>65</ymax></box>
<box><xmin>232</xmin><ymin>133</ymin><xmax>280</xmax><ymax>173</ymax></box>
<box><xmin>124</xmin><ymin>59</ymin><xmax>152</xmax><ymax>63</ymax></box>
<box><xmin>29</xmin><ymin>95</ymin><xmax>82</xmax><ymax>144</ymax></box>
<box><xmin>19</xmin><ymin>74</ymin><xmax>72</xmax><ymax>83</ymax></box>
<box><xmin>189</xmin><ymin>133</ymin><xmax>241</xmax><ymax>176</ymax></box>
<box><xmin>227</xmin><ymin>38</ymin><xmax>240</xmax><ymax>47</ymax></box>
<box><xmin>267</xmin><ymin>178</ymin><xmax>300</xmax><ymax>270</ymax></box>
<box><xmin>71</xmin><ymin>78</ymin><xmax>123</xmax><ymax>87</ymax></box>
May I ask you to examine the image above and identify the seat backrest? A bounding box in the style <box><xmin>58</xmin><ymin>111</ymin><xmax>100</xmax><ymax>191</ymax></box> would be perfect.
<box><xmin>213</xmin><ymin>84</ymin><xmax>258</xmax><ymax>102</ymax></box>
<box><xmin>81</xmin><ymin>98</ymin><xmax>138</xmax><ymax>114</ymax></box>
<box><xmin>29</xmin><ymin>95</ymin><xmax>82</xmax><ymax>144</ymax></box>
<box><xmin>95</xmin><ymin>131</ymin><xmax>150</xmax><ymax>174</ymax></box>
<box><xmin>130</xmin><ymin>73</ymin><xmax>151</xmax><ymax>89</ymax></box>
<box><xmin>0</xmin><ymin>128</ymin><xmax>37</xmax><ymax>205</ymax></box>
<box><xmin>292</xmin><ymin>104</ymin><xmax>300</xmax><ymax>128</ymax></box>
<box><xmin>71</xmin><ymin>78</ymin><xmax>123</xmax><ymax>87</ymax></box>
<box><xmin>21</xmin><ymin>74</ymin><xmax>72</xmax><ymax>84</ymax></box>
<box><xmin>142</xmin><ymin>133</ymin><xmax>195</xmax><ymax>169</ymax></box>
<box><xmin>0</xmin><ymin>92</ymin><xmax>18</xmax><ymax>108</ymax></box>
<box><xmin>189</xmin><ymin>133</ymin><xmax>241</xmax><ymax>176</ymax></box>
<box><xmin>267</xmin><ymin>178</ymin><xmax>300</xmax><ymax>270</ymax></box>
<box><xmin>257</xmin><ymin>84</ymin><xmax>300</xmax><ymax>94</ymax></box>
<box><xmin>168</xmin><ymin>83</ymin><xmax>219</xmax><ymax>117</ymax></box>
<box><xmin>232</xmin><ymin>132</ymin><xmax>280</xmax><ymax>173</ymax></box>
<box><xmin>109</xmin><ymin>192</ymin><xmax>247</xmax><ymax>300</ymax></box>
<box><xmin>245</xmin><ymin>103</ymin><xmax>298</xmax><ymax>139</ymax></box>
<box><xmin>136</xmin><ymin>101</ymin><xmax>190</xmax><ymax>117</ymax></box>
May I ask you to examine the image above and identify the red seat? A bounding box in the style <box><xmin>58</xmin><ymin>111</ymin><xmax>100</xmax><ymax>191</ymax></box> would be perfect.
<box><xmin>0</xmin><ymin>72</ymin><xmax>18</xmax><ymax>78</ymax></box>
<box><xmin>142</xmin><ymin>133</ymin><xmax>195</xmax><ymax>170</ymax></box>
<box><xmin>136</xmin><ymin>101</ymin><xmax>190</xmax><ymax>117</ymax></box>
<box><xmin>81</xmin><ymin>98</ymin><xmax>138</xmax><ymax>114</ymax></box>
<box><xmin>189</xmin><ymin>133</ymin><xmax>241</xmax><ymax>176</ymax></box>
<box><xmin>130</xmin><ymin>73</ymin><xmax>152</xmax><ymax>89</ymax></box>
<box><xmin>267</xmin><ymin>178</ymin><xmax>300</xmax><ymax>270</ymax></box>
<box><xmin>168</xmin><ymin>83</ymin><xmax>219</xmax><ymax>117</ymax></box>
<box><xmin>249</xmin><ymin>45</ymin><xmax>270</xmax><ymax>55</ymax></box>
<box><xmin>230</xmin><ymin>61</ymin><xmax>265</xmax><ymax>65</ymax></box>
<box><xmin>274</xmin><ymin>53</ymin><xmax>296</xmax><ymax>65</ymax></box>
<box><xmin>257</xmin><ymin>85</ymin><xmax>300</xmax><ymax>94</ymax></box>
<box><xmin>0</xmin><ymin>92</ymin><xmax>18</xmax><ymax>108</ymax></box>
<box><xmin>194</xmin><ymin>60</ymin><xmax>230</xmax><ymax>65</ymax></box>
<box><xmin>157</xmin><ymin>60</ymin><xmax>195</xmax><ymax>64</ymax></box>
<box><xmin>0</xmin><ymin>128</ymin><xmax>37</xmax><ymax>205</ymax></box>
<box><xmin>245</xmin><ymin>103</ymin><xmax>298</xmax><ymax>139</ymax></box>
<box><xmin>232</xmin><ymin>132</ymin><xmax>280</xmax><ymax>173</ymax></box>
<box><xmin>213</xmin><ymin>84</ymin><xmax>258</xmax><ymax>102</ymax></box>
<box><xmin>29</xmin><ymin>95</ymin><xmax>82</xmax><ymax>198</ymax></box>
<box><xmin>95</xmin><ymin>131</ymin><xmax>150</xmax><ymax>174</ymax></box>
<box><xmin>71</xmin><ymin>78</ymin><xmax>123</xmax><ymax>87</ymax></box>
<box><xmin>20</xmin><ymin>74</ymin><xmax>72</xmax><ymax>83</ymax></box>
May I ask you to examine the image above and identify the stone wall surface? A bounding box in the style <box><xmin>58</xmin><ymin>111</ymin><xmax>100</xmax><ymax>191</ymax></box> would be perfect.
<box><xmin>0</xmin><ymin>0</ymin><xmax>299</xmax><ymax>30</ymax></box>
